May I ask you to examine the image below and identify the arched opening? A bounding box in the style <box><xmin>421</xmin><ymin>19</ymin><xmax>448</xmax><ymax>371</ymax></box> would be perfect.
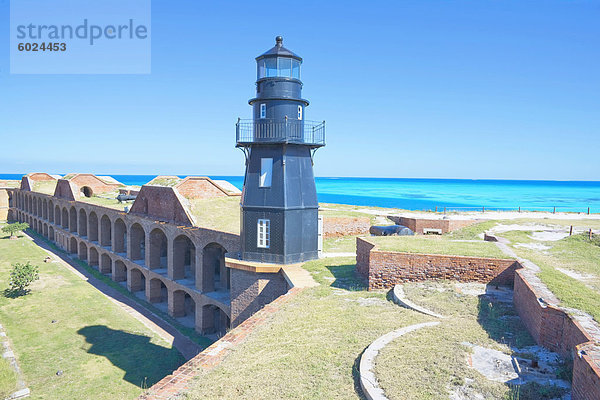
<box><xmin>173</xmin><ymin>235</ymin><xmax>195</xmax><ymax>281</ymax></box>
<box><xmin>62</xmin><ymin>208</ymin><xmax>69</xmax><ymax>230</ymax></box>
<box><xmin>113</xmin><ymin>260</ymin><xmax>126</xmax><ymax>282</ymax></box>
<box><xmin>78</xmin><ymin>208</ymin><xmax>87</xmax><ymax>237</ymax></box>
<box><xmin>100</xmin><ymin>215</ymin><xmax>112</xmax><ymax>248</ymax></box>
<box><xmin>130</xmin><ymin>223</ymin><xmax>146</xmax><ymax>264</ymax></box>
<box><xmin>149</xmin><ymin>228</ymin><xmax>168</xmax><ymax>270</ymax></box>
<box><xmin>48</xmin><ymin>200</ymin><xmax>54</xmax><ymax>223</ymax></box>
<box><xmin>49</xmin><ymin>226</ymin><xmax>55</xmax><ymax>241</ymax></box>
<box><xmin>170</xmin><ymin>290</ymin><xmax>195</xmax><ymax>328</ymax></box>
<box><xmin>148</xmin><ymin>278</ymin><xmax>168</xmax><ymax>307</ymax></box>
<box><xmin>202</xmin><ymin>243</ymin><xmax>228</xmax><ymax>292</ymax></box>
<box><xmin>36</xmin><ymin>198</ymin><xmax>41</xmax><ymax>216</ymax></box>
<box><xmin>89</xmin><ymin>247</ymin><xmax>99</xmax><ymax>268</ymax></box>
<box><xmin>114</xmin><ymin>218</ymin><xmax>127</xmax><ymax>254</ymax></box>
<box><xmin>201</xmin><ymin>304</ymin><xmax>230</xmax><ymax>337</ymax></box>
<box><xmin>7</xmin><ymin>192</ymin><xmax>13</xmax><ymax>208</ymax></box>
<box><xmin>78</xmin><ymin>241</ymin><xmax>87</xmax><ymax>260</ymax></box>
<box><xmin>88</xmin><ymin>212</ymin><xmax>99</xmax><ymax>242</ymax></box>
<box><xmin>128</xmin><ymin>268</ymin><xmax>146</xmax><ymax>295</ymax></box>
<box><xmin>42</xmin><ymin>199</ymin><xmax>47</xmax><ymax>219</ymax></box>
<box><xmin>55</xmin><ymin>205</ymin><xmax>61</xmax><ymax>226</ymax></box>
<box><xmin>100</xmin><ymin>253</ymin><xmax>112</xmax><ymax>274</ymax></box>
<box><xmin>43</xmin><ymin>223</ymin><xmax>48</xmax><ymax>238</ymax></box>
<box><xmin>69</xmin><ymin>237</ymin><xmax>78</xmax><ymax>254</ymax></box>
<box><xmin>69</xmin><ymin>207</ymin><xmax>77</xmax><ymax>233</ymax></box>
<box><xmin>80</xmin><ymin>186</ymin><xmax>93</xmax><ymax>198</ymax></box>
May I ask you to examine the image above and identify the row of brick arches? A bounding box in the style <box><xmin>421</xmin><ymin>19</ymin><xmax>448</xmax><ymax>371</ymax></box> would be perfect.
<box><xmin>12</xmin><ymin>191</ymin><xmax>233</xmax><ymax>336</ymax></box>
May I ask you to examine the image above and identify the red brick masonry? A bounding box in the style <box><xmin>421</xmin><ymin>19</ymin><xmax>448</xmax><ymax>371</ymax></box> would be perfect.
<box><xmin>513</xmin><ymin>270</ymin><xmax>600</xmax><ymax>400</ymax></box>
<box><xmin>357</xmin><ymin>236</ymin><xmax>600</xmax><ymax>399</ymax></box>
<box><xmin>322</xmin><ymin>216</ymin><xmax>371</xmax><ymax>238</ymax></box>
<box><xmin>139</xmin><ymin>288</ymin><xmax>302</xmax><ymax>400</ymax></box>
<box><xmin>356</xmin><ymin>237</ymin><xmax>520</xmax><ymax>290</ymax></box>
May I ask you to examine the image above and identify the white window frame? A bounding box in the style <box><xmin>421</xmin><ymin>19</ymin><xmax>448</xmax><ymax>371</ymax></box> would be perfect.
<box><xmin>298</xmin><ymin>105</ymin><xmax>303</xmax><ymax>120</ymax></box>
<box><xmin>260</xmin><ymin>103</ymin><xmax>266</xmax><ymax>119</ymax></box>
<box><xmin>257</xmin><ymin>219</ymin><xmax>270</xmax><ymax>248</ymax></box>
<box><xmin>259</xmin><ymin>158</ymin><xmax>273</xmax><ymax>188</ymax></box>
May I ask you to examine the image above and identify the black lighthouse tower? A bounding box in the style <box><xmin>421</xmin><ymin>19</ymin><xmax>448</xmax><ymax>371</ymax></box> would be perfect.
<box><xmin>236</xmin><ymin>36</ymin><xmax>325</xmax><ymax>264</ymax></box>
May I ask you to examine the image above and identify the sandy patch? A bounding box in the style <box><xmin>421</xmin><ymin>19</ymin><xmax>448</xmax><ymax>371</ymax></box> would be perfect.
<box><xmin>514</xmin><ymin>242</ymin><xmax>551</xmax><ymax>251</ymax></box>
<box><xmin>556</xmin><ymin>268</ymin><xmax>596</xmax><ymax>282</ymax></box>
<box><xmin>529</xmin><ymin>231</ymin><xmax>569</xmax><ymax>241</ymax></box>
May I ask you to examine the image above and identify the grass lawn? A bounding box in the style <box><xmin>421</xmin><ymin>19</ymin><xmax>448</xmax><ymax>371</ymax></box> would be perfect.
<box><xmin>188</xmin><ymin>197</ymin><xmax>240</xmax><ymax>233</ymax></box>
<box><xmin>32</xmin><ymin>180</ymin><xmax>57</xmax><ymax>195</ymax></box>
<box><xmin>185</xmin><ymin>257</ymin><xmax>428</xmax><ymax>399</ymax></box>
<box><xmin>375</xmin><ymin>282</ymin><xmax>566</xmax><ymax>400</ymax></box>
<box><xmin>0</xmin><ymin>226</ymin><xmax>185</xmax><ymax>399</ymax></box>
<box><xmin>369</xmin><ymin>235</ymin><xmax>508</xmax><ymax>259</ymax></box>
<box><xmin>0</xmin><ymin>356</ymin><xmax>18</xmax><ymax>398</ymax></box>
<box><xmin>78</xmin><ymin>195</ymin><xmax>128</xmax><ymax>211</ymax></box>
<box><xmin>505</xmin><ymin>232</ymin><xmax>600</xmax><ymax>322</ymax></box>
<box><xmin>323</xmin><ymin>235</ymin><xmax>360</xmax><ymax>253</ymax></box>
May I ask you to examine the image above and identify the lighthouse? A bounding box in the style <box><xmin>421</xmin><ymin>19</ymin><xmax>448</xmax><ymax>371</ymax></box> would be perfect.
<box><xmin>236</xmin><ymin>36</ymin><xmax>325</xmax><ymax>264</ymax></box>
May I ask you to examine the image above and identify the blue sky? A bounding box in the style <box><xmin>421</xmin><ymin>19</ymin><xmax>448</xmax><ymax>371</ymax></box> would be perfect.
<box><xmin>0</xmin><ymin>0</ymin><xmax>598</xmax><ymax>180</ymax></box>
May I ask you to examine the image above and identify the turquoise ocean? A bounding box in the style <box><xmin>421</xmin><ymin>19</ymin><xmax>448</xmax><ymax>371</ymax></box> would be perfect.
<box><xmin>2</xmin><ymin>174</ymin><xmax>599</xmax><ymax>213</ymax></box>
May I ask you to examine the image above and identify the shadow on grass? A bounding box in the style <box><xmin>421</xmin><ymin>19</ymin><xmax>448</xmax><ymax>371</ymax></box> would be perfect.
<box><xmin>352</xmin><ymin>348</ymin><xmax>368</xmax><ymax>400</ymax></box>
<box><xmin>325</xmin><ymin>264</ymin><xmax>367</xmax><ymax>291</ymax></box>
<box><xmin>24</xmin><ymin>229</ymin><xmax>213</xmax><ymax>356</ymax></box>
<box><xmin>78</xmin><ymin>325</ymin><xmax>184</xmax><ymax>388</ymax></box>
<box><xmin>2</xmin><ymin>288</ymin><xmax>31</xmax><ymax>298</ymax></box>
<box><xmin>476</xmin><ymin>285</ymin><xmax>535</xmax><ymax>350</ymax></box>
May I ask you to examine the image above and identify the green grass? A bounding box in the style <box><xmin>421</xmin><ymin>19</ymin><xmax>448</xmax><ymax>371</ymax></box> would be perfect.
<box><xmin>510</xmin><ymin>218</ymin><xmax>600</xmax><ymax>230</ymax></box>
<box><xmin>185</xmin><ymin>257</ymin><xmax>427</xmax><ymax>399</ymax></box>
<box><xmin>369</xmin><ymin>235</ymin><xmax>508</xmax><ymax>259</ymax></box>
<box><xmin>78</xmin><ymin>195</ymin><xmax>127</xmax><ymax>211</ymax></box>
<box><xmin>323</xmin><ymin>235</ymin><xmax>360</xmax><ymax>254</ymax></box>
<box><xmin>188</xmin><ymin>197</ymin><xmax>240</xmax><ymax>233</ymax></box>
<box><xmin>0</xmin><ymin>357</ymin><xmax>18</xmax><ymax>398</ymax></box>
<box><xmin>506</xmin><ymin>233</ymin><xmax>600</xmax><ymax>321</ymax></box>
<box><xmin>0</xmin><ymin>224</ymin><xmax>185</xmax><ymax>399</ymax></box>
<box><xmin>32</xmin><ymin>180</ymin><xmax>57</xmax><ymax>195</ymax></box>
<box><xmin>448</xmin><ymin>220</ymin><xmax>498</xmax><ymax>240</ymax></box>
<box><xmin>147</xmin><ymin>177</ymin><xmax>181</xmax><ymax>187</ymax></box>
<box><xmin>375</xmin><ymin>282</ymin><xmax>553</xmax><ymax>400</ymax></box>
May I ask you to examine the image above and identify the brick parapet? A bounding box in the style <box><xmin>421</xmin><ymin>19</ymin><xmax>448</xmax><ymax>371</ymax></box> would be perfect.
<box><xmin>322</xmin><ymin>216</ymin><xmax>370</xmax><ymax>238</ymax></box>
<box><xmin>512</xmin><ymin>269</ymin><xmax>600</xmax><ymax>400</ymax></box>
<box><xmin>356</xmin><ymin>237</ymin><xmax>519</xmax><ymax>290</ymax></box>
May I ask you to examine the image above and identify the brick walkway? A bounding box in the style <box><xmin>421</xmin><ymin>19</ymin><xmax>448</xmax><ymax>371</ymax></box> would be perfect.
<box><xmin>139</xmin><ymin>287</ymin><xmax>303</xmax><ymax>400</ymax></box>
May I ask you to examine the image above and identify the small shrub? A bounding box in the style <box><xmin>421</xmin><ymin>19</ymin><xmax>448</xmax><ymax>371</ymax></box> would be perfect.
<box><xmin>7</xmin><ymin>262</ymin><xmax>39</xmax><ymax>295</ymax></box>
<box><xmin>1</xmin><ymin>222</ymin><xmax>29</xmax><ymax>239</ymax></box>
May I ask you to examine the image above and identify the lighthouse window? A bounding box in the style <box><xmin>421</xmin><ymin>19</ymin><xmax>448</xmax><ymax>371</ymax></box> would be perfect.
<box><xmin>298</xmin><ymin>106</ymin><xmax>303</xmax><ymax>120</ymax></box>
<box><xmin>278</xmin><ymin>57</ymin><xmax>292</xmax><ymax>77</ymax></box>
<box><xmin>257</xmin><ymin>219</ymin><xmax>270</xmax><ymax>248</ymax></box>
<box><xmin>260</xmin><ymin>158</ymin><xmax>273</xmax><ymax>187</ymax></box>
<box><xmin>260</xmin><ymin>103</ymin><xmax>266</xmax><ymax>119</ymax></box>
<box><xmin>265</xmin><ymin>58</ymin><xmax>277</xmax><ymax>77</ymax></box>
<box><xmin>292</xmin><ymin>60</ymin><xmax>300</xmax><ymax>79</ymax></box>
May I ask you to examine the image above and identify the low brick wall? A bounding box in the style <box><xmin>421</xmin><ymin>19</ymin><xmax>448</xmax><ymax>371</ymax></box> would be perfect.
<box><xmin>573</xmin><ymin>343</ymin><xmax>600</xmax><ymax>400</ymax></box>
<box><xmin>322</xmin><ymin>216</ymin><xmax>370</xmax><ymax>238</ymax></box>
<box><xmin>512</xmin><ymin>269</ymin><xmax>600</xmax><ymax>400</ymax></box>
<box><xmin>356</xmin><ymin>237</ymin><xmax>519</xmax><ymax>290</ymax></box>
<box><xmin>387</xmin><ymin>217</ymin><xmax>476</xmax><ymax>235</ymax></box>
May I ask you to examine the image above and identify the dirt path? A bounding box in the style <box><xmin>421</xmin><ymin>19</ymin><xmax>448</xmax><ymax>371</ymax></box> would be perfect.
<box><xmin>25</xmin><ymin>232</ymin><xmax>203</xmax><ymax>360</ymax></box>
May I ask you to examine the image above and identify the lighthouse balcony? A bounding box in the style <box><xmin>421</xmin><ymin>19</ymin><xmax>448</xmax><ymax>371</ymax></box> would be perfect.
<box><xmin>236</xmin><ymin>119</ymin><xmax>325</xmax><ymax>147</ymax></box>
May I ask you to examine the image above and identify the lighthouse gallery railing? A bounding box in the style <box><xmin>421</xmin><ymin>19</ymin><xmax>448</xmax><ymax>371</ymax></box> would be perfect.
<box><xmin>236</xmin><ymin>119</ymin><xmax>325</xmax><ymax>146</ymax></box>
